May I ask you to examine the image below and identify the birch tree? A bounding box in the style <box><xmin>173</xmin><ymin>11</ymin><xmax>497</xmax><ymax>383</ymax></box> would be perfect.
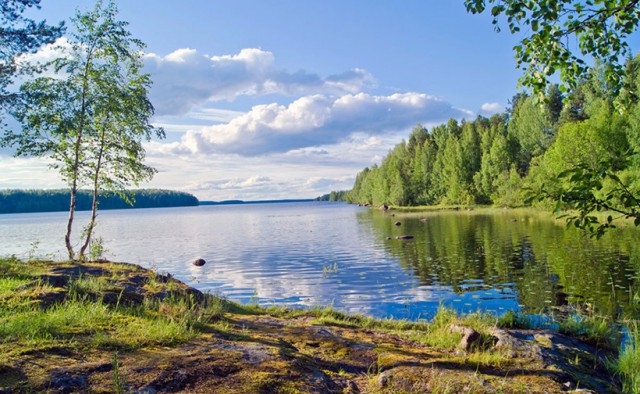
<box><xmin>3</xmin><ymin>0</ymin><xmax>164</xmax><ymax>259</ymax></box>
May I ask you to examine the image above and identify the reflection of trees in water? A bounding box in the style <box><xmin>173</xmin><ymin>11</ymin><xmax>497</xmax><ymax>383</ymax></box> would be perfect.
<box><xmin>361</xmin><ymin>209</ymin><xmax>640</xmax><ymax>320</ymax></box>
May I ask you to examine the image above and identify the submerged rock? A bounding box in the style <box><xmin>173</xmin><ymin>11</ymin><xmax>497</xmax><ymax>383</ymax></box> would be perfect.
<box><xmin>193</xmin><ymin>258</ymin><xmax>206</xmax><ymax>267</ymax></box>
<box><xmin>395</xmin><ymin>235</ymin><xmax>414</xmax><ymax>240</ymax></box>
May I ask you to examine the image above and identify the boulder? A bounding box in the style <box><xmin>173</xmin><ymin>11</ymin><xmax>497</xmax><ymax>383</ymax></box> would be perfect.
<box><xmin>394</xmin><ymin>221</ymin><xmax>401</xmax><ymax>226</ymax></box>
<box><xmin>395</xmin><ymin>235</ymin><xmax>414</xmax><ymax>240</ymax></box>
<box><xmin>379</xmin><ymin>204</ymin><xmax>389</xmax><ymax>211</ymax></box>
<box><xmin>193</xmin><ymin>258</ymin><xmax>206</xmax><ymax>267</ymax></box>
<box><xmin>449</xmin><ymin>324</ymin><xmax>481</xmax><ymax>352</ymax></box>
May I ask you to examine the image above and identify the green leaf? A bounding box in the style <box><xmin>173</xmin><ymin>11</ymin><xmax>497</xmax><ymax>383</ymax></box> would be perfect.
<box><xmin>531</xmin><ymin>20</ymin><xmax>539</xmax><ymax>31</ymax></box>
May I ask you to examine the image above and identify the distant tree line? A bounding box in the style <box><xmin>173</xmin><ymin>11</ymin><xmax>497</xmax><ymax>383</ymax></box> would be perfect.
<box><xmin>344</xmin><ymin>58</ymin><xmax>640</xmax><ymax>217</ymax></box>
<box><xmin>0</xmin><ymin>189</ymin><xmax>199</xmax><ymax>214</ymax></box>
<box><xmin>315</xmin><ymin>191</ymin><xmax>349</xmax><ymax>202</ymax></box>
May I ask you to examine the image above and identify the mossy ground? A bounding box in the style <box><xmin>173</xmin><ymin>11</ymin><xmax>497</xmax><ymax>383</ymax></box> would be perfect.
<box><xmin>0</xmin><ymin>258</ymin><xmax>624</xmax><ymax>393</ymax></box>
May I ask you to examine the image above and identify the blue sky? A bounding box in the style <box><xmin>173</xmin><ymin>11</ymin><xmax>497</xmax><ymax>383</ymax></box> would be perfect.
<box><xmin>4</xmin><ymin>1</ymin><xmax>525</xmax><ymax>200</ymax></box>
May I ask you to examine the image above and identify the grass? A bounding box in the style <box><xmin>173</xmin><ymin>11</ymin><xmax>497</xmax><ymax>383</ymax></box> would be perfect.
<box><xmin>68</xmin><ymin>274</ymin><xmax>116</xmax><ymax>297</ymax></box>
<box><xmin>558</xmin><ymin>314</ymin><xmax>621</xmax><ymax>350</ymax></box>
<box><xmin>611</xmin><ymin>323</ymin><xmax>640</xmax><ymax>394</ymax></box>
<box><xmin>498</xmin><ymin>310</ymin><xmax>621</xmax><ymax>351</ymax></box>
<box><xmin>388</xmin><ymin>203</ymin><xmax>640</xmax><ymax>233</ymax></box>
<box><xmin>0</xmin><ymin>257</ymin><xmax>231</xmax><ymax>358</ymax></box>
<box><xmin>112</xmin><ymin>351</ymin><xmax>127</xmax><ymax>394</ymax></box>
<box><xmin>0</xmin><ymin>296</ymin><xmax>198</xmax><ymax>354</ymax></box>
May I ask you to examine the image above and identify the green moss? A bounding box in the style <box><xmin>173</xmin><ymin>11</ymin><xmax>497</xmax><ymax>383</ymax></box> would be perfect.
<box><xmin>535</xmin><ymin>335</ymin><xmax>553</xmax><ymax>348</ymax></box>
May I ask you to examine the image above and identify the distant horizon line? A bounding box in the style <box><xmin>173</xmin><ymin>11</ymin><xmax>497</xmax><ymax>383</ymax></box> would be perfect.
<box><xmin>199</xmin><ymin>198</ymin><xmax>320</xmax><ymax>205</ymax></box>
<box><xmin>0</xmin><ymin>188</ymin><xmax>332</xmax><ymax>205</ymax></box>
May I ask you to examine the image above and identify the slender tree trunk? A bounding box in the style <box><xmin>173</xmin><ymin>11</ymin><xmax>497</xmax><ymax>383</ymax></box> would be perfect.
<box><xmin>79</xmin><ymin>119</ymin><xmax>107</xmax><ymax>258</ymax></box>
<box><xmin>64</xmin><ymin>48</ymin><xmax>94</xmax><ymax>261</ymax></box>
<box><xmin>64</xmin><ymin>155</ymin><xmax>80</xmax><ymax>260</ymax></box>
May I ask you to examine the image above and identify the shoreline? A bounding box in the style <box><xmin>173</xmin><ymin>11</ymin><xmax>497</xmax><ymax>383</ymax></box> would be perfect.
<box><xmin>0</xmin><ymin>258</ymin><xmax>628</xmax><ymax>393</ymax></box>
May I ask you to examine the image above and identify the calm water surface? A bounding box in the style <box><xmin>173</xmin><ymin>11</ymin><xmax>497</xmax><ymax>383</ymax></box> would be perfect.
<box><xmin>1</xmin><ymin>202</ymin><xmax>639</xmax><ymax>321</ymax></box>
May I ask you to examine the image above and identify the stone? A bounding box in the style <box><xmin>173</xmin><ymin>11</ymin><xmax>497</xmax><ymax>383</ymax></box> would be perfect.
<box><xmin>449</xmin><ymin>324</ymin><xmax>481</xmax><ymax>352</ymax></box>
<box><xmin>394</xmin><ymin>221</ymin><xmax>401</xmax><ymax>226</ymax></box>
<box><xmin>378</xmin><ymin>370</ymin><xmax>393</xmax><ymax>388</ymax></box>
<box><xmin>395</xmin><ymin>235</ymin><xmax>414</xmax><ymax>240</ymax></box>
<box><xmin>47</xmin><ymin>373</ymin><xmax>88</xmax><ymax>392</ymax></box>
<box><xmin>193</xmin><ymin>258</ymin><xmax>206</xmax><ymax>267</ymax></box>
<box><xmin>379</xmin><ymin>204</ymin><xmax>389</xmax><ymax>211</ymax></box>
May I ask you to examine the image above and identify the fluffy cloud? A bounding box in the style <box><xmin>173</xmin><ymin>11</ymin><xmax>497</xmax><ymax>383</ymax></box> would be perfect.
<box><xmin>18</xmin><ymin>42</ymin><xmax>375</xmax><ymax>117</ymax></box>
<box><xmin>480</xmin><ymin>102</ymin><xmax>504</xmax><ymax>114</ymax></box>
<box><xmin>180</xmin><ymin>174</ymin><xmax>355</xmax><ymax>201</ymax></box>
<box><xmin>167</xmin><ymin>92</ymin><xmax>468</xmax><ymax>156</ymax></box>
<box><xmin>302</xmin><ymin>176</ymin><xmax>353</xmax><ymax>192</ymax></box>
<box><xmin>144</xmin><ymin>48</ymin><xmax>374</xmax><ymax>116</ymax></box>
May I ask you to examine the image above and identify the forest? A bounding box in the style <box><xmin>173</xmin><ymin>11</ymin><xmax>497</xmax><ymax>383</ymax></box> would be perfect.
<box><xmin>345</xmin><ymin>57</ymin><xmax>640</xmax><ymax>213</ymax></box>
<box><xmin>0</xmin><ymin>189</ymin><xmax>199</xmax><ymax>214</ymax></box>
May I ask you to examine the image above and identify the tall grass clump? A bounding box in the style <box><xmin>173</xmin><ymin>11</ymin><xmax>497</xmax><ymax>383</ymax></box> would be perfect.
<box><xmin>611</xmin><ymin>324</ymin><xmax>640</xmax><ymax>394</ymax></box>
<box><xmin>0</xmin><ymin>277</ymin><xmax>51</xmax><ymax>309</ymax></box>
<box><xmin>419</xmin><ymin>307</ymin><xmax>460</xmax><ymax>349</ymax></box>
<box><xmin>0</xmin><ymin>299</ymin><xmax>113</xmax><ymax>344</ymax></box>
<box><xmin>0</xmin><ymin>294</ymin><xmax>228</xmax><ymax>353</ymax></box>
<box><xmin>68</xmin><ymin>275</ymin><xmax>113</xmax><ymax>298</ymax></box>
<box><xmin>112</xmin><ymin>351</ymin><xmax>127</xmax><ymax>394</ymax></box>
<box><xmin>558</xmin><ymin>314</ymin><xmax>620</xmax><ymax>350</ymax></box>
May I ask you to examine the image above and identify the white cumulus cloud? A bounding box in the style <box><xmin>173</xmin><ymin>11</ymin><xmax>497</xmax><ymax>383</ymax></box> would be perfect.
<box><xmin>144</xmin><ymin>48</ymin><xmax>374</xmax><ymax>116</ymax></box>
<box><xmin>167</xmin><ymin>92</ymin><xmax>468</xmax><ymax>156</ymax></box>
<box><xmin>480</xmin><ymin>102</ymin><xmax>504</xmax><ymax>114</ymax></box>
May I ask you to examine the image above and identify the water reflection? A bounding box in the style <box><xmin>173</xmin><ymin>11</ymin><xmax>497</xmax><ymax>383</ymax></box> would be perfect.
<box><xmin>0</xmin><ymin>203</ymin><xmax>638</xmax><ymax>321</ymax></box>
<box><xmin>368</xmin><ymin>209</ymin><xmax>640</xmax><ymax>320</ymax></box>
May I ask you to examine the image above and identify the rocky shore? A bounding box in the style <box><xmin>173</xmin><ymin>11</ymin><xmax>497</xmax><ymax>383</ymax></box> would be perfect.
<box><xmin>0</xmin><ymin>259</ymin><xmax>622</xmax><ymax>393</ymax></box>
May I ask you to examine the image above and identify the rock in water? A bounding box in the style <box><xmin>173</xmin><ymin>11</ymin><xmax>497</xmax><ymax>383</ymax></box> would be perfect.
<box><xmin>394</xmin><ymin>221</ymin><xmax>401</xmax><ymax>226</ymax></box>
<box><xmin>193</xmin><ymin>258</ymin><xmax>206</xmax><ymax>267</ymax></box>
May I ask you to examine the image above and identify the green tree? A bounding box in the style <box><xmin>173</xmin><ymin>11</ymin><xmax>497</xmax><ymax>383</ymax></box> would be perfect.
<box><xmin>527</xmin><ymin>91</ymin><xmax>636</xmax><ymax>236</ymax></box>
<box><xmin>474</xmin><ymin>114</ymin><xmax>513</xmax><ymax>202</ymax></box>
<box><xmin>3</xmin><ymin>1</ymin><xmax>164</xmax><ymax>259</ymax></box>
<box><xmin>465</xmin><ymin>0</ymin><xmax>640</xmax><ymax>100</ymax></box>
<box><xmin>1</xmin><ymin>0</ymin><xmax>64</xmax><ymax>119</ymax></box>
<box><xmin>508</xmin><ymin>94</ymin><xmax>553</xmax><ymax>173</ymax></box>
<box><xmin>467</xmin><ymin>0</ymin><xmax>640</xmax><ymax>234</ymax></box>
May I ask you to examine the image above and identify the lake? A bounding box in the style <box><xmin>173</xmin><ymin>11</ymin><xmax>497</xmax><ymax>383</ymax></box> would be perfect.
<box><xmin>1</xmin><ymin>202</ymin><xmax>639</xmax><ymax>322</ymax></box>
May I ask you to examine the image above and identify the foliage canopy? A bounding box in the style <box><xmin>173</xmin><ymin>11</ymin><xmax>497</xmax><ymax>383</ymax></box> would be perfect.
<box><xmin>2</xmin><ymin>0</ymin><xmax>164</xmax><ymax>259</ymax></box>
<box><xmin>465</xmin><ymin>0</ymin><xmax>640</xmax><ymax>102</ymax></box>
<box><xmin>0</xmin><ymin>0</ymin><xmax>64</xmax><ymax>119</ymax></box>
